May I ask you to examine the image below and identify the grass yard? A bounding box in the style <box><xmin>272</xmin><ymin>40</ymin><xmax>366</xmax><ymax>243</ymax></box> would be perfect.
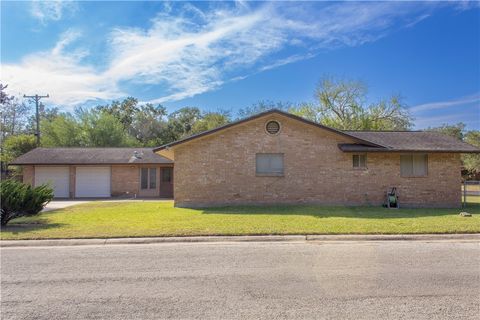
<box><xmin>1</xmin><ymin>200</ymin><xmax>480</xmax><ymax>240</ymax></box>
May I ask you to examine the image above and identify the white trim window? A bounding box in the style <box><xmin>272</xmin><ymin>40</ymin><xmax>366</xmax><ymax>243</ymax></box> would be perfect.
<box><xmin>400</xmin><ymin>154</ymin><xmax>428</xmax><ymax>177</ymax></box>
<box><xmin>141</xmin><ymin>167</ymin><xmax>157</xmax><ymax>189</ymax></box>
<box><xmin>256</xmin><ymin>153</ymin><xmax>284</xmax><ymax>176</ymax></box>
<box><xmin>352</xmin><ymin>154</ymin><xmax>367</xmax><ymax>169</ymax></box>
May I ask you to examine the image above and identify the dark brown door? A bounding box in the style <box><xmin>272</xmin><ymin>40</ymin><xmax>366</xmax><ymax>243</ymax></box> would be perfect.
<box><xmin>159</xmin><ymin>167</ymin><xmax>173</xmax><ymax>198</ymax></box>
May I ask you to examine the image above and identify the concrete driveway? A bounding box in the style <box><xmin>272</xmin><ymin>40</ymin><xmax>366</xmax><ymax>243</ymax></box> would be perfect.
<box><xmin>42</xmin><ymin>200</ymin><xmax>90</xmax><ymax>212</ymax></box>
<box><xmin>42</xmin><ymin>199</ymin><xmax>171</xmax><ymax>212</ymax></box>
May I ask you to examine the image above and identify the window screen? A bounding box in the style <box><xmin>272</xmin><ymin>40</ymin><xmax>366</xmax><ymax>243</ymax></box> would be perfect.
<box><xmin>256</xmin><ymin>153</ymin><xmax>284</xmax><ymax>175</ymax></box>
<box><xmin>149</xmin><ymin>168</ymin><xmax>157</xmax><ymax>189</ymax></box>
<box><xmin>141</xmin><ymin>168</ymin><xmax>148</xmax><ymax>189</ymax></box>
<box><xmin>353</xmin><ymin>154</ymin><xmax>366</xmax><ymax>168</ymax></box>
<box><xmin>400</xmin><ymin>154</ymin><xmax>427</xmax><ymax>177</ymax></box>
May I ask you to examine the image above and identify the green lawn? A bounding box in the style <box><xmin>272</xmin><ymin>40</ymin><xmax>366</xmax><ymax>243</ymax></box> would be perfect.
<box><xmin>1</xmin><ymin>200</ymin><xmax>480</xmax><ymax>240</ymax></box>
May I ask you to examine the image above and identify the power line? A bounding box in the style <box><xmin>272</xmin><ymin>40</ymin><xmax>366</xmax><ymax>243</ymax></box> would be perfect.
<box><xmin>24</xmin><ymin>94</ymin><xmax>49</xmax><ymax>146</ymax></box>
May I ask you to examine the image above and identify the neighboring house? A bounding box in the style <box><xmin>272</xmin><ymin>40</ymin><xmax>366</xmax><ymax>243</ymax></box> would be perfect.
<box><xmin>11</xmin><ymin>148</ymin><xmax>173</xmax><ymax>199</ymax></box>
<box><xmin>154</xmin><ymin>109</ymin><xmax>479</xmax><ymax>208</ymax></box>
<box><xmin>11</xmin><ymin>110</ymin><xmax>480</xmax><ymax>207</ymax></box>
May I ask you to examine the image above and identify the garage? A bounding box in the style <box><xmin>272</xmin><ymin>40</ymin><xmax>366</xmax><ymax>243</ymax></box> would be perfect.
<box><xmin>35</xmin><ymin>166</ymin><xmax>70</xmax><ymax>198</ymax></box>
<box><xmin>75</xmin><ymin>166</ymin><xmax>111</xmax><ymax>198</ymax></box>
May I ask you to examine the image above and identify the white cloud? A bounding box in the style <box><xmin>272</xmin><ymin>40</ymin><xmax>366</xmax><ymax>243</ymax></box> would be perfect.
<box><xmin>411</xmin><ymin>93</ymin><xmax>480</xmax><ymax>129</ymax></box>
<box><xmin>1</xmin><ymin>30</ymin><xmax>122</xmax><ymax>106</ymax></box>
<box><xmin>414</xmin><ymin>111</ymin><xmax>480</xmax><ymax>129</ymax></box>
<box><xmin>30</xmin><ymin>0</ymin><xmax>78</xmax><ymax>24</ymax></box>
<box><xmin>2</xmin><ymin>1</ymin><xmax>463</xmax><ymax>106</ymax></box>
<box><xmin>259</xmin><ymin>53</ymin><xmax>316</xmax><ymax>72</ymax></box>
<box><xmin>410</xmin><ymin>94</ymin><xmax>480</xmax><ymax>113</ymax></box>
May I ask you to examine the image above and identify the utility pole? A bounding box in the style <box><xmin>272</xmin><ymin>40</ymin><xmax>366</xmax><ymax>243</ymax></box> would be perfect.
<box><xmin>24</xmin><ymin>94</ymin><xmax>49</xmax><ymax>146</ymax></box>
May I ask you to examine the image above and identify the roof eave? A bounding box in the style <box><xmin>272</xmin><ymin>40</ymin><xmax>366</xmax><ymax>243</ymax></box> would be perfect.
<box><xmin>338</xmin><ymin>145</ymin><xmax>480</xmax><ymax>153</ymax></box>
<box><xmin>9</xmin><ymin>162</ymin><xmax>173</xmax><ymax>166</ymax></box>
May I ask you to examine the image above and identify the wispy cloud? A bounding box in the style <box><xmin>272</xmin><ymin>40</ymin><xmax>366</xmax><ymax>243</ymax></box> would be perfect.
<box><xmin>2</xmin><ymin>30</ymin><xmax>122</xmax><ymax>105</ymax></box>
<box><xmin>1</xmin><ymin>1</ymin><xmax>464</xmax><ymax>106</ymax></box>
<box><xmin>409</xmin><ymin>93</ymin><xmax>480</xmax><ymax>113</ymax></box>
<box><xmin>411</xmin><ymin>93</ymin><xmax>480</xmax><ymax>129</ymax></box>
<box><xmin>30</xmin><ymin>0</ymin><xmax>78</xmax><ymax>24</ymax></box>
<box><xmin>414</xmin><ymin>110</ymin><xmax>480</xmax><ymax>129</ymax></box>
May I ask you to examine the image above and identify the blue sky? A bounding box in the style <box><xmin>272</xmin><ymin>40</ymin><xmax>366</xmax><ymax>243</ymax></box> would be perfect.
<box><xmin>1</xmin><ymin>1</ymin><xmax>479</xmax><ymax>129</ymax></box>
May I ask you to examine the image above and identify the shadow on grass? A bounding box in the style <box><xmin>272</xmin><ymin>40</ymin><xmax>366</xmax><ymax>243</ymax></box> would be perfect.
<box><xmin>199</xmin><ymin>203</ymin><xmax>480</xmax><ymax>219</ymax></box>
<box><xmin>1</xmin><ymin>222</ymin><xmax>66</xmax><ymax>235</ymax></box>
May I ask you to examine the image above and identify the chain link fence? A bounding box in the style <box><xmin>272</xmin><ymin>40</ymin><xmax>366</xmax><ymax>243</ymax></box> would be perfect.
<box><xmin>462</xmin><ymin>180</ymin><xmax>480</xmax><ymax>207</ymax></box>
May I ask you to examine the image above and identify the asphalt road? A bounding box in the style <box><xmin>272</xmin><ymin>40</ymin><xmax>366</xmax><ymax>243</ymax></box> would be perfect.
<box><xmin>1</xmin><ymin>240</ymin><xmax>479</xmax><ymax>320</ymax></box>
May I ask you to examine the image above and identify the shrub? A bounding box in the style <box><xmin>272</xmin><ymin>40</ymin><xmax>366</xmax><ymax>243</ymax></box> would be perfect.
<box><xmin>0</xmin><ymin>180</ymin><xmax>54</xmax><ymax>226</ymax></box>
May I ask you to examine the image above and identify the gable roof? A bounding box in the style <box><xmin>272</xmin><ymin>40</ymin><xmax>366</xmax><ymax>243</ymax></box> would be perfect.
<box><xmin>340</xmin><ymin>131</ymin><xmax>480</xmax><ymax>153</ymax></box>
<box><xmin>153</xmin><ymin>109</ymin><xmax>385</xmax><ymax>151</ymax></box>
<box><xmin>10</xmin><ymin>148</ymin><xmax>173</xmax><ymax>165</ymax></box>
<box><xmin>154</xmin><ymin>109</ymin><xmax>480</xmax><ymax>154</ymax></box>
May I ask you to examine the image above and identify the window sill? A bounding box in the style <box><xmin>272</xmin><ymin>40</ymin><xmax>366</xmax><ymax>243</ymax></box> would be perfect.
<box><xmin>400</xmin><ymin>175</ymin><xmax>428</xmax><ymax>178</ymax></box>
<box><xmin>256</xmin><ymin>173</ymin><xmax>284</xmax><ymax>177</ymax></box>
<box><xmin>353</xmin><ymin>167</ymin><xmax>368</xmax><ymax>171</ymax></box>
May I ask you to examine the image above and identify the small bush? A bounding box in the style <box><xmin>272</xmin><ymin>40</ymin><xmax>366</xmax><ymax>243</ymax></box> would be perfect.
<box><xmin>0</xmin><ymin>180</ymin><xmax>54</xmax><ymax>226</ymax></box>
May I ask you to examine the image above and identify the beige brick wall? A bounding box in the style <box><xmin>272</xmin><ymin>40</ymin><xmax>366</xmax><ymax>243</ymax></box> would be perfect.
<box><xmin>111</xmin><ymin>165</ymin><xmax>140</xmax><ymax>197</ymax></box>
<box><xmin>22</xmin><ymin>164</ymin><xmax>142</xmax><ymax>198</ymax></box>
<box><xmin>172</xmin><ymin>114</ymin><xmax>462</xmax><ymax>208</ymax></box>
<box><xmin>22</xmin><ymin>165</ymin><xmax>34</xmax><ymax>185</ymax></box>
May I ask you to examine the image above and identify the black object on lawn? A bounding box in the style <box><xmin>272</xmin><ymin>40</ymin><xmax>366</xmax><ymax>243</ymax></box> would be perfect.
<box><xmin>387</xmin><ymin>187</ymin><xmax>399</xmax><ymax>209</ymax></box>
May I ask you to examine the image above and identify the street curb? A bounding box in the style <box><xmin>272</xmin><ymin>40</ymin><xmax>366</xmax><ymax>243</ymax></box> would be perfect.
<box><xmin>306</xmin><ymin>234</ymin><xmax>480</xmax><ymax>241</ymax></box>
<box><xmin>1</xmin><ymin>234</ymin><xmax>479</xmax><ymax>247</ymax></box>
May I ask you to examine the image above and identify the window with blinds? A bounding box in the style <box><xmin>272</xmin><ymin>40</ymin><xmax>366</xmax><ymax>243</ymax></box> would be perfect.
<box><xmin>353</xmin><ymin>154</ymin><xmax>367</xmax><ymax>168</ymax></box>
<box><xmin>256</xmin><ymin>153</ymin><xmax>284</xmax><ymax>176</ymax></box>
<box><xmin>400</xmin><ymin>154</ymin><xmax>428</xmax><ymax>177</ymax></box>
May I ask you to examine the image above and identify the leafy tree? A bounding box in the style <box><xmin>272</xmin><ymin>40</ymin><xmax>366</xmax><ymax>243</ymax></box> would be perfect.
<box><xmin>97</xmin><ymin>97</ymin><xmax>139</xmax><ymax>129</ymax></box>
<box><xmin>237</xmin><ymin>101</ymin><xmax>291</xmax><ymax>119</ymax></box>
<box><xmin>0</xmin><ymin>92</ymin><xmax>30</xmax><ymax>139</ymax></box>
<box><xmin>463</xmin><ymin>131</ymin><xmax>480</xmax><ymax>176</ymax></box>
<box><xmin>427</xmin><ymin>123</ymin><xmax>465</xmax><ymax>140</ymax></box>
<box><xmin>191</xmin><ymin>112</ymin><xmax>230</xmax><ymax>134</ymax></box>
<box><xmin>0</xmin><ymin>179</ymin><xmax>53</xmax><ymax>226</ymax></box>
<box><xmin>1</xmin><ymin>134</ymin><xmax>37</xmax><ymax>164</ymax></box>
<box><xmin>313</xmin><ymin>77</ymin><xmax>367</xmax><ymax>129</ymax></box>
<box><xmin>41</xmin><ymin>114</ymin><xmax>83</xmax><ymax>147</ymax></box>
<box><xmin>130</xmin><ymin>104</ymin><xmax>169</xmax><ymax>146</ymax></box>
<box><xmin>77</xmin><ymin>109</ymin><xmax>133</xmax><ymax>147</ymax></box>
<box><xmin>289</xmin><ymin>103</ymin><xmax>321</xmax><ymax>123</ymax></box>
<box><xmin>427</xmin><ymin>124</ymin><xmax>479</xmax><ymax>178</ymax></box>
<box><xmin>361</xmin><ymin>96</ymin><xmax>412</xmax><ymax>130</ymax></box>
<box><xmin>293</xmin><ymin>77</ymin><xmax>413</xmax><ymax>130</ymax></box>
<box><xmin>26</xmin><ymin>104</ymin><xmax>60</xmax><ymax>134</ymax></box>
<box><xmin>0</xmin><ymin>83</ymin><xmax>11</xmax><ymax>104</ymax></box>
<box><xmin>167</xmin><ymin>107</ymin><xmax>202</xmax><ymax>139</ymax></box>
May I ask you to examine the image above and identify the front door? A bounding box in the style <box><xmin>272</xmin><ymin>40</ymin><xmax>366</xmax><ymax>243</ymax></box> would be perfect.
<box><xmin>159</xmin><ymin>167</ymin><xmax>173</xmax><ymax>198</ymax></box>
<box><xmin>139</xmin><ymin>167</ymin><xmax>159</xmax><ymax>197</ymax></box>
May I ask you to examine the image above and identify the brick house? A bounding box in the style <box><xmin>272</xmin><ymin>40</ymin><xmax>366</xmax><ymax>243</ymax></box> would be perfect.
<box><xmin>12</xmin><ymin>148</ymin><xmax>173</xmax><ymax>199</ymax></box>
<box><xmin>12</xmin><ymin>109</ymin><xmax>479</xmax><ymax>207</ymax></box>
<box><xmin>154</xmin><ymin>109</ymin><xmax>479</xmax><ymax>208</ymax></box>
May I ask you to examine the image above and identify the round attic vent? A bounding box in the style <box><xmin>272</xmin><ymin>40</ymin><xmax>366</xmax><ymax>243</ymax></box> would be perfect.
<box><xmin>265</xmin><ymin>120</ymin><xmax>281</xmax><ymax>135</ymax></box>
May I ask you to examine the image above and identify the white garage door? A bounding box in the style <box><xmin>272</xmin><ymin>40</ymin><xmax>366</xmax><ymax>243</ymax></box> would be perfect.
<box><xmin>35</xmin><ymin>166</ymin><xmax>70</xmax><ymax>198</ymax></box>
<box><xmin>75</xmin><ymin>167</ymin><xmax>111</xmax><ymax>198</ymax></box>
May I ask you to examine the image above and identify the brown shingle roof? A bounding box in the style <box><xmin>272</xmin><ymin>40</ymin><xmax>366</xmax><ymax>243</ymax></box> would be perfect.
<box><xmin>341</xmin><ymin>131</ymin><xmax>480</xmax><ymax>153</ymax></box>
<box><xmin>10</xmin><ymin>148</ymin><xmax>173</xmax><ymax>165</ymax></box>
<box><xmin>153</xmin><ymin>109</ymin><xmax>479</xmax><ymax>153</ymax></box>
